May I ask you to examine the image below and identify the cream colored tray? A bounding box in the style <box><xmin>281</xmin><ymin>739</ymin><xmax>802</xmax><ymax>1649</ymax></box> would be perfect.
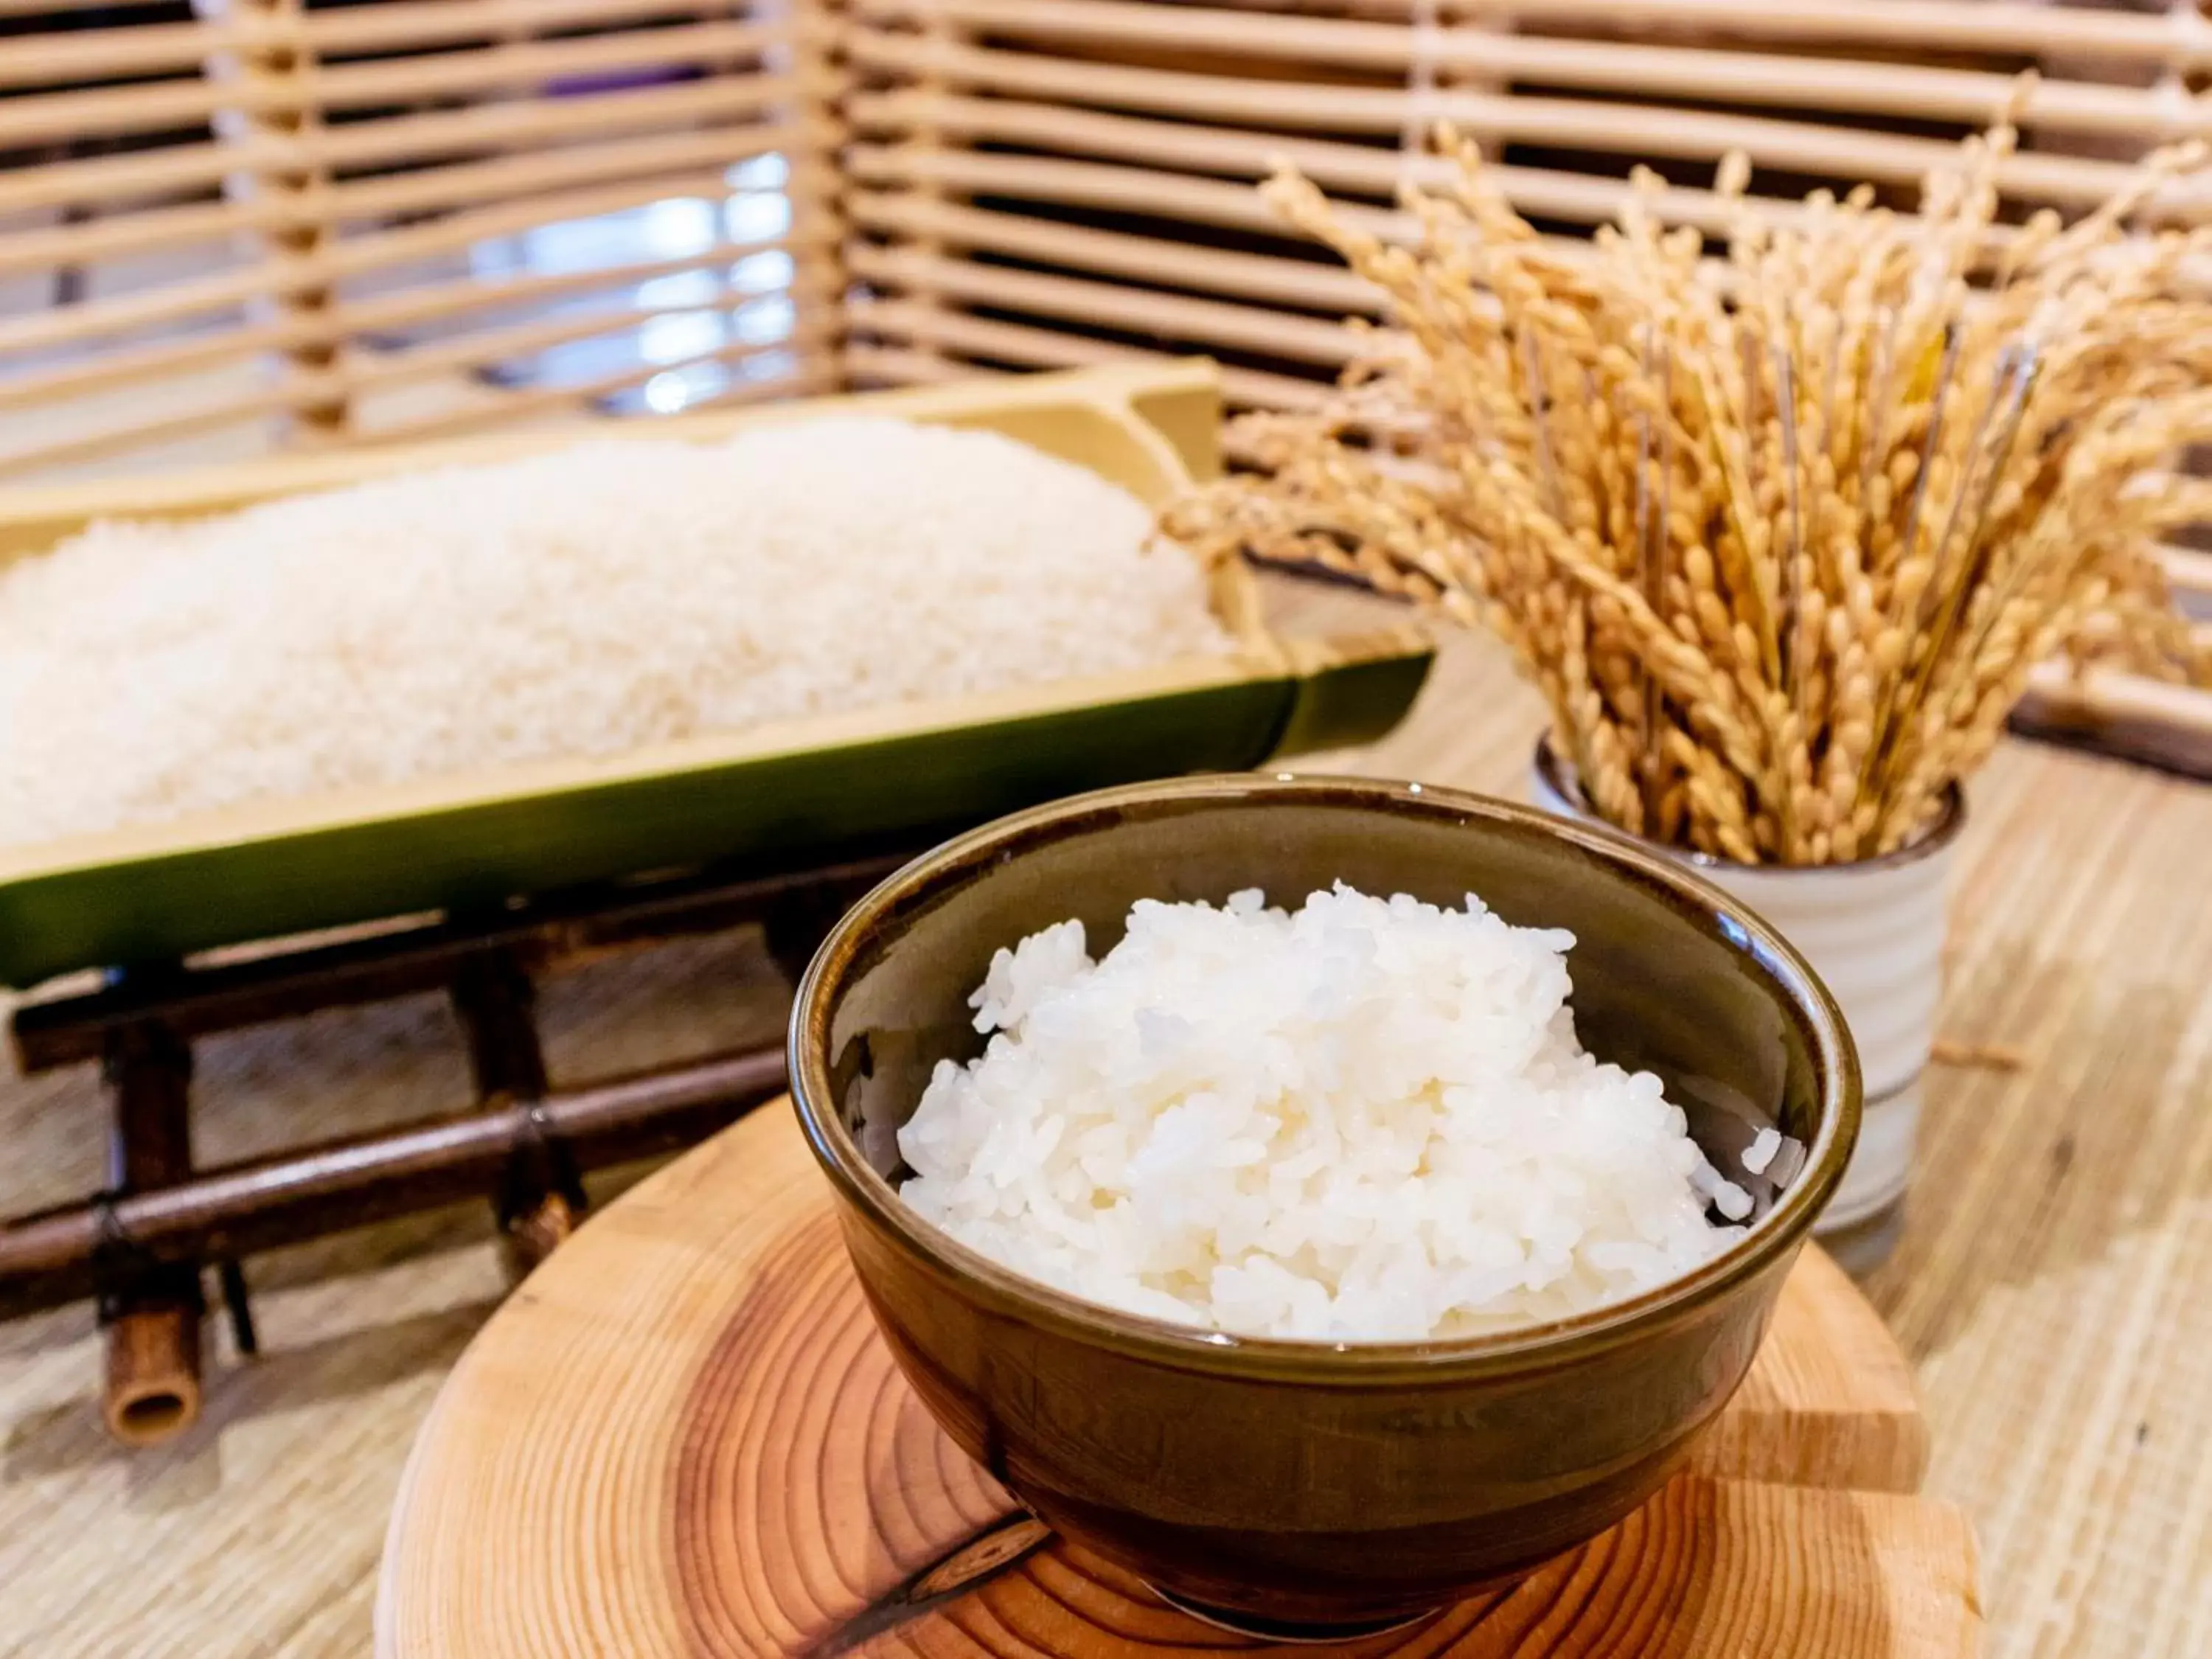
<box><xmin>0</xmin><ymin>363</ymin><xmax>1431</xmax><ymax>988</ymax></box>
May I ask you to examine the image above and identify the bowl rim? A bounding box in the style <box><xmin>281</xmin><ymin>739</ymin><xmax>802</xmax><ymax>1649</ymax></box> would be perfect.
<box><xmin>789</xmin><ymin>772</ymin><xmax>1862</xmax><ymax>1382</ymax></box>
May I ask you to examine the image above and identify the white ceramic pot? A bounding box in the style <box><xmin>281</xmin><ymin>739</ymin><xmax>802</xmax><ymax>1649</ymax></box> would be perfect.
<box><xmin>1529</xmin><ymin>742</ymin><xmax>1960</xmax><ymax>1234</ymax></box>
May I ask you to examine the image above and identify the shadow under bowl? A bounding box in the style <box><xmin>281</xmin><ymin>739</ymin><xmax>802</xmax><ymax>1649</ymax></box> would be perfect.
<box><xmin>789</xmin><ymin>773</ymin><xmax>1860</xmax><ymax>1628</ymax></box>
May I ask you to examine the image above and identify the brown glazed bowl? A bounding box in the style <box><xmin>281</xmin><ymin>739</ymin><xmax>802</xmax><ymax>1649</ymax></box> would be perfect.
<box><xmin>789</xmin><ymin>774</ymin><xmax>1859</xmax><ymax>1632</ymax></box>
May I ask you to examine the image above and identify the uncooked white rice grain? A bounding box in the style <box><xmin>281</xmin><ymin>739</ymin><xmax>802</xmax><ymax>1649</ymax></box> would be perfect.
<box><xmin>0</xmin><ymin>419</ymin><xmax>1231</xmax><ymax>847</ymax></box>
<box><xmin>895</xmin><ymin>884</ymin><xmax>1761</xmax><ymax>1342</ymax></box>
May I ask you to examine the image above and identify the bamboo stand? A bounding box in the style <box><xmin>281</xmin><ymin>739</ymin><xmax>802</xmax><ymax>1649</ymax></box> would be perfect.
<box><xmin>99</xmin><ymin>1018</ymin><xmax>205</xmax><ymax>1445</ymax></box>
<box><xmin>375</xmin><ymin>1106</ymin><xmax>1981</xmax><ymax>1658</ymax></box>
<box><xmin>0</xmin><ymin>841</ymin><xmax>927</xmax><ymax>1441</ymax></box>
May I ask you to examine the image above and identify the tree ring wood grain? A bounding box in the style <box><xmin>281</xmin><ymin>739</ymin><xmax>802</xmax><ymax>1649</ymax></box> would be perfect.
<box><xmin>376</xmin><ymin>1104</ymin><xmax>1982</xmax><ymax>1658</ymax></box>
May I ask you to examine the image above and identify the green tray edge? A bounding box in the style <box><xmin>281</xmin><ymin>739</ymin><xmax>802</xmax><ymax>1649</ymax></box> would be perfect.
<box><xmin>0</xmin><ymin>647</ymin><xmax>1432</xmax><ymax>989</ymax></box>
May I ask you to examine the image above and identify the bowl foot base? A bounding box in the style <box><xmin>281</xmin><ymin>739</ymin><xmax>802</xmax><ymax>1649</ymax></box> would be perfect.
<box><xmin>1148</xmin><ymin>1585</ymin><xmax>1442</xmax><ymax>1644</ymax></box>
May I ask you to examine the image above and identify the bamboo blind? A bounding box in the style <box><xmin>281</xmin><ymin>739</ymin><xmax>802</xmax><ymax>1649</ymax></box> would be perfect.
<box><xmin>835</xmin><ymin>0</ymin><xmax>2212</xmax><ymax>765</ymax></box>
<box><xmin>9</xmin><ymin>1</ymin><xmax>2212</xmax><ymax>464</ymax></box>
<box><xmin>0</xmin><ymin>0</ymin><xmax>841</xmax><ymax>477</ymax></box>
<box><xmin>1</xmin><ymin>0</ymin><xmax>2207</xmax><ymax>755</ymax></box>
<box><xmin>839</xmin><ymin>0</ymin><xmax>2212</xmax><ymax>402</ymax></box>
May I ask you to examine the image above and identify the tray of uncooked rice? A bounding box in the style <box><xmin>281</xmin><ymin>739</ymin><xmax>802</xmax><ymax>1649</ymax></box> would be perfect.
<box><xmin>0</xmin><ymin>366</ymin><xmax>1430</xmax><ymax>988</ymax></box>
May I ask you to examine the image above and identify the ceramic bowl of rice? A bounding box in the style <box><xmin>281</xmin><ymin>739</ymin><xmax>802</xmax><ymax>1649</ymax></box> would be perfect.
<box><xmin>790</xmin><ymin>773</ymin><xmax>1858</xmax><ymax>1634</ymax></box>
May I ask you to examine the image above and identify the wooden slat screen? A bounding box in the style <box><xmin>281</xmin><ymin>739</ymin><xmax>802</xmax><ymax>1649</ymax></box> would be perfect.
<box><xmin>0</xmin><ymin>0</ymin><xmax>838</xmax><ymax>478</ymax></box>
<box><xmin>839</xmin><ymin>0</ymin><xmax>2212</xmax><ymax>408</ymax></box>
<box><xmin>1</xmin><ymin>0</ymin><xmax>2206</xmax><ymax>761</ymax></box>
<box><xmin>8</xmin><ymin>0</ymin><xmax>2211</xmax><ymax>467</ymax></box>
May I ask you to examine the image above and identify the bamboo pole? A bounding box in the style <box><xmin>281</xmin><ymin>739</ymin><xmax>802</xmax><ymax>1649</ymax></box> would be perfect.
<box><xmin>12</xmin><ymin>0</ymin><xmax>2199</xmax><ymax>93</ymax></box>
<box><xmin>333</xmin><ymin>228</ymin><xmax>827</xmax><ymax>338</ymax></box>
<box><xmin>844</xmin><ymin>105</ymin><xmax>2113</xmax><ymax>288</ymax></box>
<box><xmin>1357</xmin><ymin>0</ymin><xmax>2211</xmax><ymax>69</ymax></box>
<box><xmin>841</xmin><ymin>342</ymin><xmax>981</xmax><ymax>386</ymax></box>
<box><xmin>0</xmin><ymin>305</ymin><xmax>838</xmax><ymax>481</ymax></box>
<box><xmin>203</xmin><ymin>0</ymin><xmax>349</xmax><ymax>442</ymax></box>
<box><xmin>0</xmin><ymin>0</ymin><xmax>114</xmax><ymax>16</ymax></box>
<box><xmin>0</xmin><ymin>19</ymin><xmax>792</xmax><ymax>148</ymax></box>
<box><xmin>0</xmin><ymin>153</ymin><xmax>821</xmax><ymax>361</ymax></box>
<box><xmin>0</xmin><ymin>198</ymin><xmax>254</xmax><ymax>283</ymax></box>
<box><xmin>0</xmin><ymin>17</ymin><xmax>217</xmax><ymax>89</ymax></box>
<box><xmin>844</xmin><ymin>243</ymin><xmax>1361</xmax><ymax>364</ymax></box>
<box><xmin>0</xmin><ymin>327</ymin><xmax>290</xmax><ymax>419</ymax></box>
<box><xmin>0</xmin><ymin>1048</ymin><xmax>793</xmax><ymax>1322</ymax></box>
<box><xmin>0</xmin><ymin>237</ymin><xmax>824</xmax><ymax>417</ymax></box>
<box><xmin>297</xmin><ymin>0</ymin><xmax>776</xmax><ymax>56</ymax></box>
<box><xmin>846</xmin><ymin>0</ymin><xmax>2211</xmax><ymax>139</ymax></box>
<box><xmin>0</xmin><ymin>0</ymin><xmax>785</xmax><ymax>88</ymax></box>
<box><xmin>0</xmin><ymin>74</ymin><xmax>791</xmax><ymax>218</ymax></box>
<box><xmin>848</xmin><ymin>296</ymin><xmax>1147</xmax><ymax>369</ymax></box>
<box><xmin>104</xmin><ymin>1308</ymin><xmax>204</xmax><ymax>1446</ymax></box>
<box><xmin>842</xmin><ymin>131</ymin><xmax>1408</xmax><ymax>243</ymax></box>
<box><xmin>782</xmin><ymin>0</ymin><xmax>849</xmax><ymax>390</ymax></box>
<box><xmin>0</xmin><ymin>391</ymin><xmax>303</xmax><ymax>484</ymax></box>
<box><xmin>448</xmin><ymin>950</ymin><xmax>574</xmax><ymax>1273</ymax></box>
<box><xmin>100</xmin><ymin>1020</ymin><xmax>203</xmax><ymax>1448</ymax></box>
<box><xmin>845</xmin><ymin>191</ymin><xmax>1382</xmax><ymax>313</ymax></box>
<box><xmin>846</xmin><ymin>297</ymin><xmax>1329</xmax><ymax>408</ymax></box>
<box><xmin>324</xmin><ymin>122</ymin><xmax>803</xmax><ymax>229</ymax></box>
<box><xmin>839</xmin><ymin>36</ymin><xmax>2202</xmax><ymax>215</ymax></box>
<box><xmin>849</xmin><ymin>0</ymin><xmax>969</xmax><ymax>378</ymax></box>
<box><xmin>844</xmin><ymin>139</ymin><xmax>1574</xmax><ymax>248</ymax></box>
<box><xmin>362</xmin><ymin>328</ymin><xmax>835</xmax><ymax>446</ymax></box>
<box><xmin>324</xmin><ymin>274</ymin><xmax>840</xmax><ymax>400</ymax></box>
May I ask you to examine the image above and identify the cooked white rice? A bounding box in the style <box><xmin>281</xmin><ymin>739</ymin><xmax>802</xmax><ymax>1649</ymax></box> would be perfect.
<box><xmin>1742</xmin><ymin>1127</ymin><xmax>1783</xmax><ymax>1175</ymax></box>
<box><xmin>0</xmin><ymin>419</ymin><xmax>1230</xmax><ymax>848</ymax></box>
<box><xmin>895</xmin><ymin>884</ymin><xmax>1759</xmax><ymax>1342</ymax></box>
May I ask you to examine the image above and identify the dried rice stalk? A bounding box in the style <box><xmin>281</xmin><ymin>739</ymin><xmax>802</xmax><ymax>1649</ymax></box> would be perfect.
<box><xmin>1166</xmin><ymin>86</ymin><xmax>2212</xmax><ymax>865</ymax></box>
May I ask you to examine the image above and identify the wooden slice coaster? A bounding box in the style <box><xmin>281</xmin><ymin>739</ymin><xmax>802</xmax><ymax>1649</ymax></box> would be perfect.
<box><xmin>376</xmin><ymin>1105</ymin><xmax>1982</xmax><ymax>1658</ymax></box>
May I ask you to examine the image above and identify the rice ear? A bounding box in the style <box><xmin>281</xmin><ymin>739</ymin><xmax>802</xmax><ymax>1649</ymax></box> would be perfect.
<box><xmin>1169</xmin><ymin>114</ymin><xmax>2212</xmax><ymax>865</ymax></box>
